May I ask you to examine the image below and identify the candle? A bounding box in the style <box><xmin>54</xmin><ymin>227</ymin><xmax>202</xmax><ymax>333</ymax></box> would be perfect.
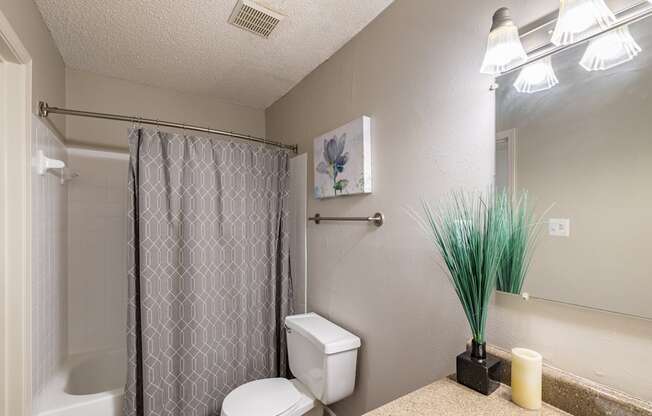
<box><xmin>511</xmin><ymin>348</ymin><xmax>543</xmax><ymax>410</ymax></box>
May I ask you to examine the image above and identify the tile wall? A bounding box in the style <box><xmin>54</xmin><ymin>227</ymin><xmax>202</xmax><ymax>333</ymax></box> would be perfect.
<box><xmin>31</xmin><ymin>116</ymin><xmax>68</xmax><ymax>399</ymax></box>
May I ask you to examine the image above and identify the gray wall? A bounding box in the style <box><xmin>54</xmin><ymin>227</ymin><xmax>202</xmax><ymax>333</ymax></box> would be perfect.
<box><xmin>266</xmin><ymin>0</ymin><xmax>652</xmax><ymax>413</ymax></box>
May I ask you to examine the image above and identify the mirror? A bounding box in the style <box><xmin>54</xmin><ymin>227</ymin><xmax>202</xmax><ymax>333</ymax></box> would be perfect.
<box><xmin>495</xmin><ymin>15</ymin><xmax>652</xmax><ymax>319</ymax></box>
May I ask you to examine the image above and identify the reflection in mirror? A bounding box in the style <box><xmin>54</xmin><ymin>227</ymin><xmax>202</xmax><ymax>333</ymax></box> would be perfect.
<box><xmin>495</xmin><ymin>192</ymin><xmax>543</xmax><ymax>295</ymax></box>
<box><xmin>495</xmin><ymin>15</ymin><xmax>652</xmax><ymax>319</ymax></box>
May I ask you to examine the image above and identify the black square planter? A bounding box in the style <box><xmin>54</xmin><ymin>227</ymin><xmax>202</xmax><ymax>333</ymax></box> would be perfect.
<box><xmin>456</xmin><ymin>347</ymin><xmax>502</xmax><ymax>395</ymax></box>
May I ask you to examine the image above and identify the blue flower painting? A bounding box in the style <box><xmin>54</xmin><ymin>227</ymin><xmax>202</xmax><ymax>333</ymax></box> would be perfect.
<box><xmin>313</xmin><ymin>116</ymin><xmax>372</xmax><ymax>198</ymax></box>
<box><xmin>316</xmin><ymin>134</ymin><xmax>350</xmax><ymax>194</ymax></box>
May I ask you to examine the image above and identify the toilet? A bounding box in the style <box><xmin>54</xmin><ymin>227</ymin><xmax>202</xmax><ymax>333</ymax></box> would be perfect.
<box><xmin>221</xmin><ymin>313</ymin><xmax>361</xmax><ymax>416</ymax></box>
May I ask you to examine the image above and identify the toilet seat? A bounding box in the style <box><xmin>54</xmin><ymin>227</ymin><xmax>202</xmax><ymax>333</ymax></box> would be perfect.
<box><xmin>221</xmin><ymin>378</ymin><xmax>315</xmax><ymax>416</ymax></box>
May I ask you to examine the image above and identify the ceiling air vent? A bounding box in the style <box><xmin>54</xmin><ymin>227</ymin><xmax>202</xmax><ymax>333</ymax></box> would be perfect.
<box><xmin>228</xmin><ymin>0</ymin><xmax>284</xmax><ymax>38</ymax></box>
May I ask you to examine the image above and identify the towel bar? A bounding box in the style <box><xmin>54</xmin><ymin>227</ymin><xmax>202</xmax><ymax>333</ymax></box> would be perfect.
<box><xmin>308</xmin><ymin>212</ymin><xmax>384</xmax><ymax>227</ymax></box>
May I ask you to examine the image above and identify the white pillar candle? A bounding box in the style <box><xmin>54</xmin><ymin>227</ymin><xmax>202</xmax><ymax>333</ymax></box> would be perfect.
<box><xmin>511</xmin><ymin>348</ymin><xmax>543</xmax><ymax>410</ymax></box>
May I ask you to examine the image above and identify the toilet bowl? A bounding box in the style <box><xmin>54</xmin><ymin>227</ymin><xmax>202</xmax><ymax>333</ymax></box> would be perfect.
<box><xmin>221</xmin><ymin>313</ymin><xmax>361</xmax><ymax>416</ymax></box>
<box><xmin>221</xmin><ymin>378</ymin><xmax>315</xmax><ymax>416</ymax></box>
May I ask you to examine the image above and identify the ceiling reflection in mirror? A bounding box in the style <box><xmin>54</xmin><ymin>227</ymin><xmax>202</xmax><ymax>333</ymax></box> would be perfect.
<box><xmin>495</xmin><ymin>14</ymin><xmax>652</xmax><ymax>319</ymax></box>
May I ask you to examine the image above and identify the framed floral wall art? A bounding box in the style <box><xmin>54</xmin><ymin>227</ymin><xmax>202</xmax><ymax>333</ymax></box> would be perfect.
<box><xmin>313</xmin><ymin>116</ymin><xmax>372</xmax><ymax>198</ymax></box>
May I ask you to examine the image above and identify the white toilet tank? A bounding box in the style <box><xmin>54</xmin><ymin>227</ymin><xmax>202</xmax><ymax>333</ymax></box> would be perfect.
<box><xmin>285</xmin><ymin>313</ymin><xmax>361</xmax><ymax>405</ymax></box>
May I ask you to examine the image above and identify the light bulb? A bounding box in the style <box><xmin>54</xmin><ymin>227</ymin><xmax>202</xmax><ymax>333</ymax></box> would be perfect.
<box><xmin>551</xmin><ymin>0</ymin><xmax>616</xmax><ymax>46</ymax></box>
<box><xmin>480</xmin><ymin>8</ymin><xmax>528</xmax><ymax>75</ymax></box>
<box><xmin>580</xmin><ymin>26</ymin><xmax>642</xmax><ymax>71</ymax></box>
<box><xmin>513</xmin><ymin>56</ymin><xmax>559</xmax><ymax>93</ymax></box>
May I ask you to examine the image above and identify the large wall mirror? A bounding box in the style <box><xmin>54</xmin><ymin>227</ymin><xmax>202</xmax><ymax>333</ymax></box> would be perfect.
<box><xmin>495</xmin><ymin>10</ymin><xmax>652</xmax><ymax>319</ymax></box>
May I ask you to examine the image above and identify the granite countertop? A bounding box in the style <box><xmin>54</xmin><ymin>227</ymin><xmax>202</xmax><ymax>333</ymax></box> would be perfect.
<box><xmin>363</xmin><ymin>377</ymin><xmax>571</xmax><ymax>416</ymax></box>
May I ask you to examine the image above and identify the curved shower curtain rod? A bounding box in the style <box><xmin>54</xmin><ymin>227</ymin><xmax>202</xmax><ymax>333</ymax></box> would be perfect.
<box><xmin>38</xmin><ymin>101</ymin><xmax>299</xmax><ymax>153</ymax></box>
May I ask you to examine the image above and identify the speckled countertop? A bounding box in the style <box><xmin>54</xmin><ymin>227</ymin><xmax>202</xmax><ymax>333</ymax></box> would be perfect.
<box><xmin>363</xmin><ymin>377</ymin><xmax>571</xmax><ymax>416</ymax></box>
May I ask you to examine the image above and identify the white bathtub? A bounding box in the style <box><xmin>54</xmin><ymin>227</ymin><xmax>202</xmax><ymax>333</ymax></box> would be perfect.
<box><xmin>37</xmin><ymin>349</ymin><xmax>126</xmax><ymax>416</ymax></box>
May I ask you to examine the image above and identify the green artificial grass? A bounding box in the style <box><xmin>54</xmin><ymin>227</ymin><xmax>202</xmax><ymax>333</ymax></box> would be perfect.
<box><xmin>496</xmin><ymin>192</ymin><xmax>543</xmax><ymax>295</ymax></box>
<box><xmin>417</xmin><ymin>191</ymin><xmax>508</xmax><ymax>344</ymax></box>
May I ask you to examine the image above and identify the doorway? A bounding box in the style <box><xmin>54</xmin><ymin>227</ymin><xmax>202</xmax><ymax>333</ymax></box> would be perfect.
<box><xmin>495</xmin><ymin>128</ymin><xmax>516</xmax><ymax>193</ymax></box>
<box><xmin>0</xmin><ymin>10</ymin><xmax>33</xmax><ymax>416</ymax></box>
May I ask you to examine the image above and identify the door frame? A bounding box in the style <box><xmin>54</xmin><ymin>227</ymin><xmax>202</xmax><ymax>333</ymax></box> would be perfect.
<box><xmin>0</xmin><ymin>10</ymin><xmax>33</xmax><ymax>416</ymax></box>
<box><xmin>496</xmin><ymin>128</ymin><xmax>517</xmax><ymax>193</ymax></box>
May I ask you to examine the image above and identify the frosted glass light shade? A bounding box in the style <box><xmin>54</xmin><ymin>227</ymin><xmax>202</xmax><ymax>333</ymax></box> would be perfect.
<box><xmin>580</xmin><ymin>26</ymin><xmax>642</xmax><ymax>71</ymax></box>
<box><xmin>513</xmin><ymin>57</ymin><xmax>559</xmax><ymax>93</ymax></box>
<box><xmin>480</xmin><ymin>8</ymin><xmax>528</xmax><ymax>75</ymax></box>
<box><xmin>551</xmin><ymin>0</ymin><xmax>616</xmax><ymax>46</ymax></box>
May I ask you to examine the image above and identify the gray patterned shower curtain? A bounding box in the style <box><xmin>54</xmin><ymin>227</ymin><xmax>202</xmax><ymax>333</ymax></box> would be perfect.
<box><xmin>124</xmin><ymin>128</ymin><xmax>293</xmax><ymax>416</ymax></box>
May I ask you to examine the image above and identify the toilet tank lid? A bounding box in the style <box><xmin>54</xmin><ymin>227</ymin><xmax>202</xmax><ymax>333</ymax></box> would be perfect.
<box><xmin>285</xmin><ymin>313</ymin><xmax>361</xmax><ymax>355</ymax></box>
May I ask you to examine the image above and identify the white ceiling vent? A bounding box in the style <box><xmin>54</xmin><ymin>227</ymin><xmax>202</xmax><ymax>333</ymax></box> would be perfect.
<box><xmin>228</xmin><ymin>0</ymin><xmax>284</xmax><ymax>38</ymax></box>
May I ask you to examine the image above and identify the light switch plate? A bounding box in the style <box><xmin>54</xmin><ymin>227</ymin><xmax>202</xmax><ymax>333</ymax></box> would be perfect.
<box><xmin>548</xmin><ymin>218</ymin><xmax>570</xmax><ymax>237</ymax></box>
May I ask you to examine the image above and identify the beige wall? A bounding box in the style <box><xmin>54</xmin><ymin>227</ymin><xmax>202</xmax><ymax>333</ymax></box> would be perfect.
<box><xmin>0</xmin><ymin>0</ymin><xmax>66</xmax><ymax>134</ymax></box>
<box><xmin>266</xmin><ymin>0</ymin><xmax>652</xmax><ymax>413</ymax></box>
<box><xmin>267</xmin><ymin>1</ymin><xmax>500</xmax><ymax>414</ymax></box>
<box><xmin>490</xmin><ymin>295</ymin><xmax>652</xmax><ymax>402</ymax></box>
<box><xmin>65</xmin><ymin>68</ymin><xmax>266</xmax><ymax>150</ymax></box>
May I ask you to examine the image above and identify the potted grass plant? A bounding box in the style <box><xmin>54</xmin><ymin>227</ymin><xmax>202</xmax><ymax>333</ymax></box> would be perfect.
<box><xmin>416</xmin><ymin>190</ymin><xmax>509</xmax><ymax>395</ymax></box>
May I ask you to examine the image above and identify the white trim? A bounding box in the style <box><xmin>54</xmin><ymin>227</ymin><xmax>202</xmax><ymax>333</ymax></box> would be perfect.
<box><xmin>0</xmin><ymin>9</ymin><xmax>33</xmax><ymax>416</ymax></box>
<box><xmin>67</xmin><ymin>146</ymin><xmax>130</xmax><ymax>161</ymax></box>
<box><xmin>289</xmin><ymin>153</ymin><xmax>308</xmax><ymax>314</ymax></box>
<box><xmin>496</xmin><ymin>128</ymin><xmax>517</xmax><ymax>192</ymax></box>
<box><xmin>0</xmin><ymin>54</ymin><xmax>5</xmax><ymax>416</ymax></box>
<box><xmin>0</xmin><ymin>12</ymin><xmax>31</xmax><ymax>64</ymax></box>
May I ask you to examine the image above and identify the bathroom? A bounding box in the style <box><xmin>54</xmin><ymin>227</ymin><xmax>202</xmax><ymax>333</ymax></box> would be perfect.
<box><xmin>1</xmin><ymin>0</ymin><xmax>651</xmax><ymax>415</ymax></box>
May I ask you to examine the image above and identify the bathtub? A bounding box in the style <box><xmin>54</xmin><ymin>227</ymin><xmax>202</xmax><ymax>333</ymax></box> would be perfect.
<box><xmin>37</xmin><ymin>349</ymin><xmax>126</xmax><ymax>416</ymax></box>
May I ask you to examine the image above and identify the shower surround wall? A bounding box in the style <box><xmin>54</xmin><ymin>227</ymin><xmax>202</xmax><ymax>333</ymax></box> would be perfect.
<box><xmin>67</xmin><ymin>148</ymin><xmax>129</xmax><ymax>354</ymax></box>
<box><xmin>30</xmin><ymin>119</ymin><xmax>130</xmax><ymax>409</ymax></box>
<box><xmin>31</xmin><ymin>116</ymin><xmax>68</xmax><ymax>401</ymax></box>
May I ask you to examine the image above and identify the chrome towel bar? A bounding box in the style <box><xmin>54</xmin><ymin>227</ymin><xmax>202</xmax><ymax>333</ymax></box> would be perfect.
<box><xmin>308</xmin><ymin>212</ymin><xmax>384</xmax><ymax>227</ymax></box>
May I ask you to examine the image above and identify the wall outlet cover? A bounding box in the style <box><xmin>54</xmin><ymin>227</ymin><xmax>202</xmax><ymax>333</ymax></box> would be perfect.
<box><xmin>548</xmin><ymin>218</ymin><xmax>570</xmax><ymax>237</ymax></box>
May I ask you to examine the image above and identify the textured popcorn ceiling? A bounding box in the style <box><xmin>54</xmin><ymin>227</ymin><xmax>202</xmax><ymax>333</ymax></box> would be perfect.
<box><xmin>35</xmin><ymin>0</ymin><xmax>394</xmax><ymax>109</ymax></box>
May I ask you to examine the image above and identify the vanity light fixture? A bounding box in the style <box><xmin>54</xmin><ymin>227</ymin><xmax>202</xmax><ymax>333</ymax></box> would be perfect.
<box><xmin>480</xmin><ymin>7</ymin><xmax>527</xmax><ymax>75</ymax></box>
<box><xmin>513</xmin><ymin>56</ymin><xmax>559</xmax><ymax>93</ymax></box>
<box><xmin>580</xmin><ymin>26</ymin><xmax>642</xmax><ymax>71</ymax></box>
<box><xmin>551</xmin><ymin>0</ymin><xmax>616</xmax><ymax>46</ymax></box>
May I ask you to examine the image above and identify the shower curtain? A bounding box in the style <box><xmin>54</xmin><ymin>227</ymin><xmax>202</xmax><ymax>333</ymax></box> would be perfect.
<box><xmin>124</xmin><ymin>128</ymin><xmax>293</xmax><ymax>416</ymax></box>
